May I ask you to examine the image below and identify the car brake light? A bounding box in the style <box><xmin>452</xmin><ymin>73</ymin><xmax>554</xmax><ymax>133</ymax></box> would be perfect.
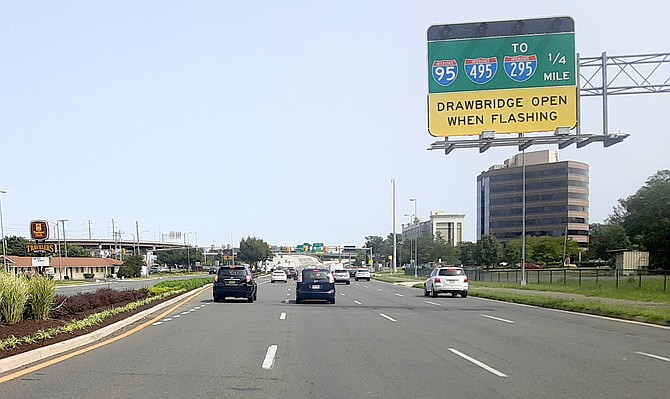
<box><xmin>214</xmin><ymin>274</ymin><xmax>219</xmax><ymax>282</ymax></box>
<box><xmin>245</xmin><ymin>275</ymin><xmax>251</xmax><ymax>283</ymax></box>
<box><xmin>434</xmin><ymin>277</ymin><xmax>441</xmax><ymax>283</ymax></box>
<box><xmin>464</xmin><ymin>276</ymin><xmax>468</xmax><ymax>282</ymax></box>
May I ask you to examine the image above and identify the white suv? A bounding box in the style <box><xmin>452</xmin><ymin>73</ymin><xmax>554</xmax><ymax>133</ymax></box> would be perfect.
<box><xmin>354</xmin><ymin>268</ymin><xmax>371</xmax><ymax>281</ymax></box>
<box><xmin>424</xmin><ymin>267</ymin><xmax>468</xmax><ymax>298</ymax></box>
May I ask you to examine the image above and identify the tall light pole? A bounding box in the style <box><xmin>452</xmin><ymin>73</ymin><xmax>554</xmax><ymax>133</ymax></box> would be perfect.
<box><xmin>410</xmin><ymin>198</ymin><xmax>418</xmax><ymax>278</ymax></box>
<box><xmin>58</xmin><ymin>219</ymin><xmax>69</xmax><ymax>258</ymax></box>
<box><xmin>0</xmin><ymin>190</ymin><xmax>7</xmax><ymax>272</ymax></box>
<box><xmin>392</xmin><ymin>178</ymin><xmax>397</xmax><ymax>274</ymax></box>
<box><xmin>404</xmin><ymin>213</ymin><xmax>414</xmax><ymax>276</ymax></box>
<box><xmin>184</xmin><ymin>232</ymin><xmax>193</xmax><ymax>271</ymax></box>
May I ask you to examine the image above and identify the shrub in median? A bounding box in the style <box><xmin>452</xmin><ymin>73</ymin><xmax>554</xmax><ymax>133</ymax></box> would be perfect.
<box><xmin>0</xmin><ymin>272</ymin><xmax>30</xmax><ymax>325</ymax></box>
<box><xmin>28</xmin><ymin>275</ymin><xmax>57</xmax><ymax>321</ymax></box>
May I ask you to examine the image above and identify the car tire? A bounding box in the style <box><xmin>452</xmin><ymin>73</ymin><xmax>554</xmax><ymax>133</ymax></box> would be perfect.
<box><xmin>461</xmin><ymin>291</ymin><xmax>468</xmax><ymax>298</ymax></box>
<box><xmin>254</xmin><ymin>290</ymin><xmax>258</xmax><ymax>301</ymax></box>
<box><xmin>271</xmin><ymin>280</ymin><xmax>274</xmax><ymax>283</ymax></box>
<box><xmin>355</xmin><ymin>278</ymin><xmax>358</xmax><ymax>281</ymax></box>
<box><xmin>296</xmin><ymin>296</ymin><xmax>302</xmax><ymax>304</ymax></box>
<box><xmin>213</xmin><ymin>295</ymin><xmax>219</xmax><ymax>302</ymax></box>
<box><xmin>247</xmin><ymin>294</ymin><xmax>254</xmax><ymax>303</ymax></box>
<box><xmin>423</xmin><ymin>285</ymin><xmax>429</xmax><ymax>297</ymax></box>
<box><xmin>346</xmin><ymin>281</ymin><xmax>350</xmax><ymax>285</ymax></box>
<box><xmin>329</xmin><ymin>298</ymin><xmax>335</xmax><ymax>304</ymax></box>
<box><xmin>431</xmin><ymin>287</ymin><xmax>438</xmax><ymax>298</ymax></box>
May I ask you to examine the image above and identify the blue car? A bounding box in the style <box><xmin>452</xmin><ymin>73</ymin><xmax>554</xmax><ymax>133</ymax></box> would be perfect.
<box><xmin>296</xmin><ymin>268</ymin><xmax>335</xmax><ymax>304</ymax></box>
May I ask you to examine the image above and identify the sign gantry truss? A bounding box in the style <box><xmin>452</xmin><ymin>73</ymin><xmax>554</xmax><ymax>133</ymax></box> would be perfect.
<box><xmin>428</xmin><ymin>52</ymin><xmax>670</xmax><ymax>154</ymax></box>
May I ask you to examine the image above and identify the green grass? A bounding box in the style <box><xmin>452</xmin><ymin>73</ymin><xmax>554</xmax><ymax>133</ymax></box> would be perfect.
<box><xmin>472</xmin><ymin>280</ymin><xmax>670</xmax><ymax>304</ymax></box>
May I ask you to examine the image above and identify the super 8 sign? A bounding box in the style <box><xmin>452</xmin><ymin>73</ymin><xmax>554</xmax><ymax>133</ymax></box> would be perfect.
<box><xmin>427</xmin><ymin>17</ymin><xmax>577</xmax><ymax>136</ymax></box>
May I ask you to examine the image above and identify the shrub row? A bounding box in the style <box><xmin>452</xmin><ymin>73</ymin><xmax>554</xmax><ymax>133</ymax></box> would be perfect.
<box><xmin>51</xmin><ymin>288</ymin><xmax>150</xmax><ymax>317</ymax></box>
<box><xmin>0</xmin><ymin>272</ymin><xmax>57</xmax><ymax>325</ymax></box>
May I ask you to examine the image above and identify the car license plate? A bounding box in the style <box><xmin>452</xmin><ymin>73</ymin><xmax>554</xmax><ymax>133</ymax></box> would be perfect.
<box><xmin>311</xmin><ymin>284</ymin><xmax>320</xmax><ymax>290</ymax></box>
<box><xmin>447</xmin><ymin>280</ymin><xmax>456</xmax><ymax>285</ymax></box>
<box><xmin>227</xmin><ymin>280</ymin><xmax>238</xmax><ymax>285</ymax></box>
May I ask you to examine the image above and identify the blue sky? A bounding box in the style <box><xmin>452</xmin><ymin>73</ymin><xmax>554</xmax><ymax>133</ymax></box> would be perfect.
<box><xmin>1</xmin><ymin>1</ymin><xmax>668</xmax><ymax>249</ymax></box>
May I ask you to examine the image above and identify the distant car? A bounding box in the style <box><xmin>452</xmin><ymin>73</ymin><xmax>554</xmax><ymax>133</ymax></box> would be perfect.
<box><xmin>332</xmin><ymin>269</ymin><xmax>351</xmax><ymax>285</ymax></box>
<box><xmin>423</xmin><ymin>267</ymin><xmax>468</xmax><ymax>298</ymax></box>
<box><xmin>213</xmin><ymin>265</ymin><xmax>257</xmax><ymax>302</ymax></box>
<box><xmin>519</xmin><ymin>262</ymin><xmax>542</xmax><ymax>269</ymax></box>
<box><xmin>208</xmin><ymin>267</ymin><xmax>218</xmax><ymax>274</ymax></box>
<box><xmin>286</xmin><ymin>267</ymin><xmax>298</xmax><ymax>280</ymax></box>
<box><xmin>347</xmin><ymin>269</ymin><xmax>357</xmax><ymax>277</ymax></box>
<box><xmin>149</xmin><ymin>267</ymin><xmax>159</xmax><ymax>274</ymax></box>
<box><xmin>271</xmin><ymin>269</ymin><xmax>288</xmax><ymax>283</ymax></box>
<box><xmin>354</xmin><ymin>269</ymin><xmax>371</xmax><ymax>281</ymax></box>
<box><xmin>296</xmin><ymin>268</ymin><xmax>335</xmax><ymax>304</ymax></box>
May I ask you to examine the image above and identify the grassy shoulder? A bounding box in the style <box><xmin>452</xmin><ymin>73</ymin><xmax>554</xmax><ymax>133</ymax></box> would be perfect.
<box><xmin>372</xmin><ymin>273</ymin><xmax>670</xmax><ymax>326</ymax></box>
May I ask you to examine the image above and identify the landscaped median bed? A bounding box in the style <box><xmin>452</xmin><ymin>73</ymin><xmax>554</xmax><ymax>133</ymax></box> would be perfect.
<box><xmin>372</xmin><ymin>273</ymin><xmax>670</xmax><ymax>326</ymax></box>
<box><xmin>0</xmin><ymin>274</ymin><xmax>211</xmax><ymax>359</ymax></box>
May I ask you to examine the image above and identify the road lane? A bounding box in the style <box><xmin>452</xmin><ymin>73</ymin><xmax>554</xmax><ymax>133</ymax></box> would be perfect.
<box><xmin>2</xmin><ymin>276</ymin><xmax>669</xmax><ymax>398</ymax></box>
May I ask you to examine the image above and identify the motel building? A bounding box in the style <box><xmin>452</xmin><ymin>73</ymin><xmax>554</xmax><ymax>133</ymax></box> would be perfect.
<box><xmin>3</xmin><ymin>255</ymin><xmax>122</xmax><ymax>280</ymax></box>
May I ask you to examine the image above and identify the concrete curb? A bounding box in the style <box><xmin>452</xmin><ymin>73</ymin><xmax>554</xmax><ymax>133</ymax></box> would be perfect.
<box><xmin>0</xmin><ymin>284</ymin><xmax>211</xmax><ymax>375</ymax></box>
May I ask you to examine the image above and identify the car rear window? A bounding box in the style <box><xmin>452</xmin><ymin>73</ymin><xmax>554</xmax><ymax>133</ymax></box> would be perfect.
<box><xmin>357</xmin><ymin>269</ymin><xmax>369</xmax><ymax>272</ymax></box>
<box><xmin>302</xmin><ymin>270</ymin><xmax>329</xmax><ymax>279</ymax></box>
<box><xmin>438</xmin><ymin>268</ymin><xmax>464</xmax><ymax>276</ymax></box>
<box><xmin>218</xmin><ymin>268</ymin><xmax>247</xmax><ymax>277</ymax></box>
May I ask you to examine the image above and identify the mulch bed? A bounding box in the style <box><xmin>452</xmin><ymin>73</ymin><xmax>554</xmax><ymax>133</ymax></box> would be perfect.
<box><xmin>0</xmin><ymin>294</ymin><xmax>179</xmax><ymax>360</ymax></box>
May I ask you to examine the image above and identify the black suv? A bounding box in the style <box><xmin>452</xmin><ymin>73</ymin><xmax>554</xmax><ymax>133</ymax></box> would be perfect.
<box><xmin>296</xmin><ymin>268</ymin><xmax>335</xmax><ymax>304</ymax></box>
<box><xmin>213</xmin><ymin>265</ymin><xmax>257</xmax><ymax>302</ymax></box>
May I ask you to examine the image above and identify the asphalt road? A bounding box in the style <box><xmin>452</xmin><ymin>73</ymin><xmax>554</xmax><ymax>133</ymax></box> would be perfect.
<box><xmin>3</xmin><ymin>274</ymin><xmax>669</xmax><ymax>398</ymax></box>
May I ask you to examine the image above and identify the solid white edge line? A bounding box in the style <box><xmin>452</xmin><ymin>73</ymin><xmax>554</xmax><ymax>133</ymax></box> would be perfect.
<box><xmin>424</xmin><ymin>301</ymin><xmax>442</xmax><ymax>306</ymax></box>
<box><xmin>280</xmin><ymin>312</ymin><xmax>287</xmax><ymax>320</ymax></box>
<box><xmin>379</xmin><ymin>313</ymin><xmax>397</xmax><ymax>322</ymax></box>
<box><xmin>472</xmin><ymin>296</ymin><xmax>670</xmax><ymax>330</ymax></box>
<box><xmin>481</xmin><ymin>314</ymin><xmax>515</xmax><ymax>324</ymax></box>
<box><xmin>262</xmin><ymin>345</ymin><xmax>278</xmax><ymax>370</ymax></box>
<box><xmin>635</xmin><ymin>351</ymin><xmax>670</xmax><ymax>362</ymax></box>
<box><xmin>448</xmin><ymin>348</ymin><xmax>507</xmax><ymax>378</ymax></box>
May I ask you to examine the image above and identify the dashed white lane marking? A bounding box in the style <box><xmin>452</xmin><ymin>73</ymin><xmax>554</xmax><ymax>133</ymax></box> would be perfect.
<box><xmin>262</xmin><ymin>345</ymin><xmax>278</xmax><ymax>370</ymax></box>
<box><xmin>425</xmin><ymin>301</ymin><xmax>442</xmax><ymax>306</ymax></box>
<box><xmin>354</xmin><ymin>300</ymin><xmax>362</xmax><ymax>305</ymax></box>
<box><xmin>162</xmin><ymin>318</ymin><xmax>173</xmax><ymax>322</ymax></box>
<box><xmin>284</xmin><ymin>299</ymin><xmax>289</xmax><ymax>304</ymax></box>
<box><xmin>340</xmin><ymin>293</ymin><xmax>346</xmax><ymax>296</ymax></box>
<box><xmin>152</xmin><ymin>322</ymin><xmax>162</xmax><ymax>326</ymax></box>
<box><xmin>364</xmin><ymin>285</ymin><xmax>370</xmax><ymax>288</ymax></box>
<box><xmin>286</xmin><ymin>293</ymin><xmax>290</xmax><ymax>296</ymax></box>
<box><xmin>379</xmin><ymin>313</ymin><xmax>397</xmax><ymax>322</ymax></box>
<box><xmin>481</xmin><ymin>315</ymin><xmax>515</xmax><ymax>324</ymax></box>
<box><xmin>395</xmin><ymin>293</ymin><xmax>404</xmax><ymax>297</ymax></box>
<box><xmin>377</xmin><ymin>289</ymin><xmax>383</xmax><ymax>292</ymax></box>
<box><xmin>635</xmin><ymin>351</ymin><xmax>670</xmax><ymax>362</ymax></box>
<box><xmin>173</xmin><ymin>315</ymin><xmax>181</xmax><ymax>318</ymax></box>
<box><xmin>448</xmin><ymin>348</ymin><xmax>507</xmax><ymax>378</ymax></box>
<box><xmin>280</xmin><ymin>312</ymin><xmax>287</xmax><ymax>320</ymax></box>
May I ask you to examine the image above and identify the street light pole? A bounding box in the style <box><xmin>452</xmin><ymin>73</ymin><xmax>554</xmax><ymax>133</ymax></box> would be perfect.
<box><xmin>58</xmin><ymin>219</ymin><xmax>69</xmax><ymax>258</ymax></box>
<box><xmin>410</xmin><ymin>198</ymin><xmax>418</xmax><ymax>278</ymax></box>
<box><xmin>0</xmin><ymin>190</ymin><xmax>7</xmax><ymax>272</ymax></box>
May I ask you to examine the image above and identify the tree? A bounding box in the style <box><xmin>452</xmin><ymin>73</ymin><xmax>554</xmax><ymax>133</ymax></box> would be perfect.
<box><xmin>156</xmin><ymin>247</ymin><xmax>203</xmax><ymax>269</ymax></box>
<box><xmin>588</xmin><ymin>223</ymin><xmax>631</xmax><ymax>260</ymax></box>
<box><xmin>615</xmin><ymin>170</ymin><xmax>670</xmax><ymax>269</ymax></box>
<box><xmin>477</xmin><ymin>235</ymin><xmax>502</xmax><ymax>268</ymax></box>
<box><xmin>364</xmin><ymin>236</ymin><xmax>384</xmax><ymax>255</ymax></box>
<box><xmin>236</xmin><ymin>236</ymin><xmax>272</xmax><ymax>270</ymax></box>
<box><xmin>458</xmin><ymin>241</ymin><xmax>477</xmax><ymax>266</ymax></box>
<box><xmin>5</xmin><ymin>236</ymin><xmax>31</xmax><ymax>256</ymax></box>
<box><xmin>65</xmin><ymin>245</ymin><xmax>91</xmax><ymax>257</ymax></box>
<box><xmin>424</xmin><ymin>232</ymin><xmax>459</xmax><ymax>265</ymax></box>
<box><xmin>117</xmin><ymin>254</ymin><xmax>144</xmax><ymax>278</ymax></box>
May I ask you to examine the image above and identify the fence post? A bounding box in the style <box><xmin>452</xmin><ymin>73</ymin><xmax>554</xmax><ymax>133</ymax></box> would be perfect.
<box><xmin>550</xmin><ymin>270</ymin><xmax>553</xmax><ymax>285</ymax></box>
<box><xmin>579</xmin><ymin>269</ymin><xmax>582</xmax><ymax>286</ymax></box>
<box><xmin>639</xmin><ymin>269</ymin><xmax>642</xmax><ymax>288</ymax></box>
<box><xmin>664</xmin><ymin>273</ymin><xmax>667</xmax><ymax>291</ymax></box>
<box><xmin>563</xmin><ymin>269</ymin><xmax>567</xmax><ymax>285</ymax></box>
<box><xmin>595</xmin><ymin>268</ymin><xmax>599</xmax><ymax>285</ymax></box>
<box><xmin>616</xmin><ymin>268</ymin><xmax>619</xmax><ymax>288</ymax></box>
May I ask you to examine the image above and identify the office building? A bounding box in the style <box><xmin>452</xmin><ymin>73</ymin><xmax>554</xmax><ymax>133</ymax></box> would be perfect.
<box><xmin>476</xmin><ymin>150</ymin><xmax>589</xmax><ymax>246</ymax></box>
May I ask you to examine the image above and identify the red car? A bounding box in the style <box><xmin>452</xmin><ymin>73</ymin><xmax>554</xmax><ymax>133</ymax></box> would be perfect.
<box><xmin>521</xmin><ymin>262</ymin><xmax>542</xmax><ymax>269</ymax></box>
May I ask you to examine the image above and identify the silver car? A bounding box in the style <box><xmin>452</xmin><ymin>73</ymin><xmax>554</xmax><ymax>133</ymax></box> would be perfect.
<box><xmin>424</xmin><ymin>267</ymin><xmax>469</xmax><ymax>298</ymax></box>
<box><xmin>332</xmin><ymin>269</ymin><xmax>351</xmax><ymax>284</ymax></box>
